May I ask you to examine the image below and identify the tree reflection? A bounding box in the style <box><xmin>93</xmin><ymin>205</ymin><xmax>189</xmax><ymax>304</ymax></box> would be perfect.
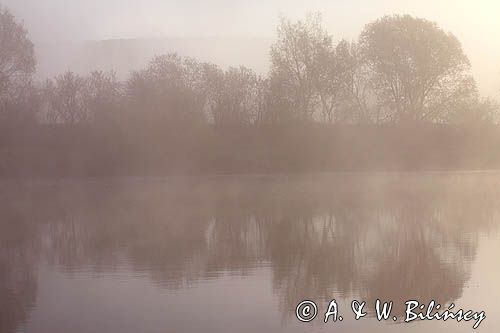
<box><xmin>0</xmin><ymin>174</ymin><xmax>499</xmax><ymax>331</ymax></box>
<box><xmin>0</xmin><ymin>186</ymin><xmax>40</xmax><ymax>333</ymax></box>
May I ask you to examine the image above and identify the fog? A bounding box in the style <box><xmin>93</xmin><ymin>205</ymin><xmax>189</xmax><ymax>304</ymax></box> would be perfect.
<box><xmin>2</xmin><ymin>2</ymin><xmax>500</xmax><ymax>332</ymax></box>
<box><xmin>3</xmin><ymin>0</ymin><xmax>500</xmax><ymax>98</ymax></box>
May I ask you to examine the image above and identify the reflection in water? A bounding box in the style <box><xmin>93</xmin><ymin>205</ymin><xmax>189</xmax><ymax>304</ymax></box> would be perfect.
<box><xmin>0</xmin><ymin>189</ymin><xmax>40</xmax><ymax>333</ymax></box>
<box><xmin>0</xmin><ymin>173</ymin><xmax>499</xmax><ymax>332</ymax></box>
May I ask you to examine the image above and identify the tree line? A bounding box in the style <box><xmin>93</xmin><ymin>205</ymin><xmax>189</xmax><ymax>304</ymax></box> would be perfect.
<box><xmin>1</xmin><ymin>6</ymin><xmax>500</xmax><ymax>175</ymax></box>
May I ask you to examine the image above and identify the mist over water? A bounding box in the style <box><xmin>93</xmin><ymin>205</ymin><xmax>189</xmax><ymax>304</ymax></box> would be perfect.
<box><xmin>1</xmin><ymin>173</ymin><xmax>500</xmax><ymax>332</ymax></box>
<box><xmin>1</xmin><ymin>2</ymin><xmax>500</xmax><ymax>332</ymax></box>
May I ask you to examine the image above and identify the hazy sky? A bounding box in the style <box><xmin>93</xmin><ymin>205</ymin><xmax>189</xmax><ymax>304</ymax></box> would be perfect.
<box><xmin>3</xmin><ymin>0</ymin><xmax>500</xmax><ymax>97</ymax></box>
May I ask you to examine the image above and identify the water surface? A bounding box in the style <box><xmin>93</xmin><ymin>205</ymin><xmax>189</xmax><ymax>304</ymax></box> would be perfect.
<box><xmin>1</xmin><ymin>173</ymin><xmax>499</xmax><ymax>332</ymax></box>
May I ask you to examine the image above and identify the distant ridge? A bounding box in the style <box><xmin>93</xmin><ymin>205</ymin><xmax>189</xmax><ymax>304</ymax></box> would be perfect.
<box><xmin>34</xmin><ymin>36</ymin><xmax>273</xmax><ymax>79</ymax></box>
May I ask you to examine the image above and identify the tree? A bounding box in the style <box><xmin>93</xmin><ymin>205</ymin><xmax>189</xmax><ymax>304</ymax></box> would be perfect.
<box><xmin>0</xmin><ymin>80</ymin><xmax>40</xmax><ymax>126</ymax></box>
<box><xmin>359</xmin><ymin>15</ymin><xmax>476</xmax><ymax>123</ymax></box>
<box><xmin>269</xmin><ymin>13</ymin><xmax>362</xmax><ymax>123</ymax></box>
<box><xmin>86</xmin><ymin>71</ymin><xmax>122</xmax><ymax>124</ymax></box>
<box><xmin>269</xmin><ymin>13</ymin><xmax>333</xmax><ymax>121</ymax></box>
<box><xmin>0</xmin><ymin>6</ymin><xmax>36</xmax><ymax>121</ymax></box>
<box><xmin>313</xmin><ymin>39</ymin><xmax>367</xmax><ymax>123</ymax></box>
<box><xmin>126</xmin><ymin>54</ymin><xmax>207</xmax><ymax>127</ymax></box>
<box><xmin>450</xmin><ymin>97</ymin><xmax>500</xmax><ymax>125</ymax></box>
<box><xmin>44</xmin><ymin>72</ymin><xmax>88</xmax><ymax>124</ymax></box>
<box><xmin>333</xmin><ymin>40</ymin><xmax>384</xmax><ymax>124</ymax></box>
<box><xmin>205</xmin><ymin>66</ymin><xmax>266</xmax><ymax>127</ymax></box>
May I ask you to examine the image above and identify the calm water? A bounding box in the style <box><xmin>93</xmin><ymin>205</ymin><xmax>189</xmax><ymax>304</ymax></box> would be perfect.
<box><xmin>1</xmin><ymin>173</ymin><xmax>500</xmax><ymax>333</ymax></box>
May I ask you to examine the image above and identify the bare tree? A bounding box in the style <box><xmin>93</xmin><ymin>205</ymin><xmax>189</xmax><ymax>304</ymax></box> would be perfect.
<box><xmin>44</xmin><ymin>72</ymin><xmax>88</xmax><ymax>124</ymax></box>
<box><xmin>332</xmin><ymin>41</ymin><xmax>379</xmax><ymax>123</ymax></box>
<box><xmin>206</xmin><ymin>66</ymin><xmax>266</xmax><ymax>127</ymax></box>
<box><xmin>269</xmin><ymin>13</ymin><xmax>332</xmax><ymax>121</ymax></box>
<box><xmin>312</xmin><ymin>39</ymin><xmax>365</xmax><ymax>123</ymax></box>
<box><xmin>359</xmin><ymin>15</ymin><xmax>476</xmax><ymax>123</ymax></box>
<box><xmin>269</xmin><ymin>13</ymin><xmax>362</xmax><ymax>123</ymax></box>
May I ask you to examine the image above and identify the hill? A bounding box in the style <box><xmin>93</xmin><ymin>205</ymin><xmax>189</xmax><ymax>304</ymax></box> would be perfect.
<box><xmin>34</xmin><ymin>36</ymin><xmax>272</xmax><ymax>79</ymax></box>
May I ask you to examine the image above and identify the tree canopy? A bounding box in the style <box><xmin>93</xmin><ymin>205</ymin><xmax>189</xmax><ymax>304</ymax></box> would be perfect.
<box><xmin>359</xmin><ymin>14</ymin><xmax>476</xmax><ymax>123</ymax></box>
<box><xmin>0</xmin><ymin>6</ymin><xmax>35</xmax><ymax>107</ymax></box>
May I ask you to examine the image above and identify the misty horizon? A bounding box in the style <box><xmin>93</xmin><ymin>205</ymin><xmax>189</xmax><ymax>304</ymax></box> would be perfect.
<box><xmin>28</xmin><ymin>26</ymin><xmax>500</xmax><ymax>99</ymax></box>
<box><xmin>33</xmin><ymin>36</ymin><xmax>273</xmax><ymax>81</ymax></box>
<box><xmin>2</xmin><ymin>2</ymin><xmax>500</xmax><ymax>333</ymax></box>
<box><xmin>3</xmin><ymin>0</ymin><xmax>499</xmax><ymax>98</ymax></box>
